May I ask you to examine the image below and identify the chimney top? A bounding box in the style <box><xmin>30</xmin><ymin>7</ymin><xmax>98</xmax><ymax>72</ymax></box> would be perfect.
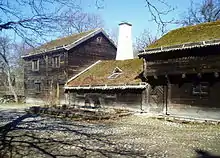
<box><xmin>119</xmin><ymin>22</ymin><xmax>132</xmax><ymax>26</ymax></box>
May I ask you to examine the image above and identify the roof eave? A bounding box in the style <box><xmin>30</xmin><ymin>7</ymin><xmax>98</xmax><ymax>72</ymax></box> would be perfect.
<box><xmin>64</xmin><ymin>83</ymin><xmax>148</xmax><ymax>91</ymax></box>
<box><xmin>21</xmin><ymin>47</ymin><xmax>65</xmax><ymax>59</ymax></box>
<box><xmin>138</xmin><ymin>39</ymin><xmax>220</xmax><ymax>57</ymax></box>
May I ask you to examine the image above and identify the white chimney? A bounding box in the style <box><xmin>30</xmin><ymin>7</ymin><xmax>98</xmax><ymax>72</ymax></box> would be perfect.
<box><xmin>116</xmin><ymin>22</ymin><xmax>134</xmax><ymax>60</ymax></box>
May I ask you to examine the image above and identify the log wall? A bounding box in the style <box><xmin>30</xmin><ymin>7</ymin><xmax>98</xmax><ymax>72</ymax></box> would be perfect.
<box><xmin>167</xmin><ymin>82</ymin><xmax>220</xmax><ymax>120</ymax></box>
<box><xmin>146</xmin><ymin>55</ymin><xmax>220</xmax><ymax>76</ymax></box>
<box><xmin>23</xmin><ymin>32</ymin><xmax>116</xmax><ymax>104</ymax></box>
<box><xmin>69</xmin><ymin>90</ymin><xmax>143</xmax><ymax>111</ymax></box>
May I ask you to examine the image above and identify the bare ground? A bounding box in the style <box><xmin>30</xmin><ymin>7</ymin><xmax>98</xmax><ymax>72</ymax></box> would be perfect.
<box><xmin>0</xmin><ymin>107</ymin><xmax>220</xmax><ymax>158</ymax></box>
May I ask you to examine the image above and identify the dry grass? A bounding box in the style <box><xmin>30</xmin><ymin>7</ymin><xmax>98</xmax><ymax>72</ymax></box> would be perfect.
<box><xmin>67</xmin><ymin>58</ymin><xmax>143</xmax><ymax>87</ymax></box>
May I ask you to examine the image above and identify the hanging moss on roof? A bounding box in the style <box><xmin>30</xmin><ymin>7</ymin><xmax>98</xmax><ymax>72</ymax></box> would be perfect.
<box><xmin>66</xmin><ymin>58</ymin><xmax>143</xmax><ymax>87</ymax></box>
<box><xmin>148</xmin><ymin>21</ymin><xmax>220</xmax><ymax>49</ymax></box>
<box><xmin>31</xmin><ymin>29</ymin><xmax>95</xmax><ymax>54</ymax></box>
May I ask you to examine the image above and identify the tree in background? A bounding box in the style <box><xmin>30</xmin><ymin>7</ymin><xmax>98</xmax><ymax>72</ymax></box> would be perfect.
<box><xmin>180</xmin><ymin>0</ymin><xmax>220</xmax><ymax>26</ymax></box>
<box><xmin>97</xmin><ymin>0</ymin><xmax>175</xmax><ymax>34</ymax></box>
<box><xmin>0</xmin><ymin>0</ymin><xmax>82</xmax><ymax>45</ymax></box>
<box><xmin>0</xmin><ymin>37</ymin><xmax>18</xmax><ymax>102</ymax></box>
<box><xmin>135</xmin><ymin>29</ymin><xmax>157</xmax><ymax>51</ymax></box>
<box><xmin>59</xmin><ymin>10</ymin><xmax>105</xmax><ymax>35</ymax></box>
<box><xmin>133</xmin><ymin>30</ymin><xmax>157</xmax><ymax>57</ymax></box>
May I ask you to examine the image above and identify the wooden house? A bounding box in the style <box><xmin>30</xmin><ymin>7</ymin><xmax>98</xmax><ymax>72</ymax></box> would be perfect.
<box><xmin>64</xmin><ymin>58</ymin><xmax>148</xmax><ymax>111</ymax></box>
<box><xmin>138</xmin><ymin>21</ymin><xmax>220</xmax><ymax>120</ymax></box>
<box><xmin>64</xmin><ymin>22</ymin><xmax>150</xmax><ymax>111</ymax></box>
<box><xmin>22</xmin><ymin>29</ymin><xmax>117</xmax><ymax>104</ymax></box>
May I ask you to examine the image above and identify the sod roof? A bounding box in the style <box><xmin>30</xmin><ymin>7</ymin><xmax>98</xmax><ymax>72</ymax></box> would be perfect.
<box><xmin>27</xmin><ymin>29</ymin><xmax>97</xmax><ymax>56</ymax></box>
<box><xmin>66</xmin><ymin>58</ymin><xmax>143</xmax><ymax>88</ymax></box>
<box><xmin>38</xmin><ymin>30</ymin><xmax>94</xmax><ymax>50</ymax></box>
<box><xmin>147</xmin><ymin>21</ymin><xmax>220</xmax><ymax>49</ymax></box>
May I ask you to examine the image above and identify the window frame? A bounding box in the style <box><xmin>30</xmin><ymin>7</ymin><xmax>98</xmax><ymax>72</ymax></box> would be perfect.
<box><xmin>0</xmin><ymin>67</ymin><xmax>3</xmax><ymax>73</ymax></box>
<box><xmin>96</xmin><ymin>36</ymin><xmax>102</xmax><ymax>44</ymax></box>
<box><xmin>192</xmin><ymin>82</ymin><xmax>209</xmax><ymax>96</ymax></box>
<box><xmin>34</xmin><ymin>82</ymin><xmax>41</xmax><ymax>93</ymax></box>
<box><xmin>108</xmin><ymin>67</ymin><xmax>123</xmax><ymax>79</ymax></box>
<box><xmin>52</xmin><ymin>56</ymin><xmax>60</xmax><ymax>68</ymax></box>
<box><xmin>32</xmin><ymin>59</ymin><xmax>39</xmax><ymax>71</ymax></box>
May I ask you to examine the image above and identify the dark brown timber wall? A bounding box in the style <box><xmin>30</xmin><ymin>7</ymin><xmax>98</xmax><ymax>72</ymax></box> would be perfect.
<box><xmin>23</xmin><ymin>32</ymin><xmax>116</xmax><ymax>104</ymax></box>
<box><xmin>68</xmin><ymin>90</ymin><xmax>143</xmax><ymax>111</ymax></box>
<box><xmin>167</xmin><ymin>82</ymin><xmax>220</xmax><ymax>120</ymax></box>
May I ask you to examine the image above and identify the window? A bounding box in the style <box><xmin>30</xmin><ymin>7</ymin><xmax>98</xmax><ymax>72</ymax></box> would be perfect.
<box><xmin>108</xmin><ymin>67</ymin><xmax>122</xmax><ymax>79</ymax></box>
<box><xmin>192</xmin><ymin>82</ymin><xmax>209</xmax><ymax>95</ymax></box>
<box><xmin>35</xmin><ymin>82</ymin><xmax>41</xmax><ymax>93</ymax></box>
<box><xmin>32</xmin><ymin>59</ymin><xmax>39</xmax><ymax>71</ymax></box>
<box><xmin>0</xmin><ymin>67</ymin><xmax>3</xmax><ymax>73</ymax></box>
<box><xmin>96</xmin><ymin>37</ymin><xmax>102</xmax><ymax>44</ymax></box>
<box><xmin>52</xmin><ymin>56</ymin><xmax>60</xmax><ymax>68</ymax></box>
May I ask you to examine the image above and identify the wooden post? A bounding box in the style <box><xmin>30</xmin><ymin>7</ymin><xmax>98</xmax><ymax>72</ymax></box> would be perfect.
<box><xmin>164</xmin><ymin>75</ymin><xmax>170</xmax><ymax>115</ymax></box>
<box><xmin>56</xmin><ymin>82</ymin><xmax>60</xmax><ymax>105</ymax></box>
<box><xmin>182</xmin><ymin>73</ymin><xmax>186</xmax><ymax>78</ymax></box>
<box><xmin>214</xmin><ymin>72</ymin><xmax>219</xmax><ymax>78</ymax></box>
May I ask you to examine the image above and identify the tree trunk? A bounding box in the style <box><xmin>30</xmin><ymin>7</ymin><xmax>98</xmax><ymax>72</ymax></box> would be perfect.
<box><xmin>6</xmin><ymin>69</ymin><xmax>18</xmax><ymax>103</ymax></box>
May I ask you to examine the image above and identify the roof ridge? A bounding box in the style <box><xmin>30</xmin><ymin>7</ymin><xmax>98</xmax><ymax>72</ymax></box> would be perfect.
<box><xmin>54</xmin><ymin>29</ymin><xmax>96</xmax><ymax>41</ymax></box>
<box><xmin>65</xmin><ymin>28</ymin><xmax>101</xmax><ymax>49</ymax></box>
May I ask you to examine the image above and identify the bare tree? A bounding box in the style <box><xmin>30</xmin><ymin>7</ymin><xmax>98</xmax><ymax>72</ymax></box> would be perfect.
<box><xmin>105</xmin><ymin>27</ymin><xmax>118</xmax><ymax>46</ymax></box>
<box><xmin>135</xmin><ymin>29</ymin><xmax>157</xmax><ymax>51</ymax></box>
<box><xmin>0</xmin><ymin>0</ymin><xmax>82</xmax><ymax>45</ymax></box>
<box><xmin>0</xmin><ymin>37</ymin><xmax>18</xmax><ymax>102</ymax></box>
<box><xmin>180</xmin><ymin>0</ymin><xmax>220</xmax><ymax>26</ymax></box>
<box><xmin>144</xmin><ymin>0</ymin><xmax>175</xmax><ymax>34</ymax></box>
<box><xmin>59</xmin><ymin>10</ymin><xmax>105</xmax><ymax>35</ymax></box>
<box><xmin>95</xmin><ymin>0</ymin><xmax>174</xmax><ymax>34</ymax></box>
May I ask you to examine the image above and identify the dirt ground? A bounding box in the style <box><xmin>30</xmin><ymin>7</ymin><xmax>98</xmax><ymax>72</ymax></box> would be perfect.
<box><xmin>0</xmin><ymin>107</ymin><xmax>220</xmax><ymax>158</ymax></box>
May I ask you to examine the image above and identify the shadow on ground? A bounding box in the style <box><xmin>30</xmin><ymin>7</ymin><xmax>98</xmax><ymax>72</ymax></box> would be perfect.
<box><xmin>194</xmin><ymin>149</ymin><xmax>220</xmax><ymax>158</ymax></box>
<box><xmin>0</xmin><ymin>110</ymin><xmax>145</xmax><ymax>158</ymax></box>
<box><xmin>1</xmin><ymin>109</ymin><xmax>220</xmax><ymax>158</ymax></box>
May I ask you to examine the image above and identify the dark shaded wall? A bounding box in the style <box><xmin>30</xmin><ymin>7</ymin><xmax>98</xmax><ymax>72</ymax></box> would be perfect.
<box><xmin>68</xmin><ymin>90</ymin><xmax>143</xmax><ymax>111</ymax></box>
<box><xmin>143</xmin><ymin>49</ymin><xmax>220</xmax><ymax>120</ymax></box>
<box><xmin>168</xmin><ymin>82</ymin><xmax>220</xmax><ymax>120</ymax></box>
<box><xmin>67</xmin><ymin>33</ymin><xmax>116</xmax><ymax>76</ymax></box>
<box><xmin>144</xmin><ymin>85</ymin><xmax>167</xmax><ymax>114</ymax></box>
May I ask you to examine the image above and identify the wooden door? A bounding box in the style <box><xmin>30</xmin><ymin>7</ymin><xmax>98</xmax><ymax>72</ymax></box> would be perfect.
<box><xmin>148</xmin><ymin>85</ymin><xmax>166</xmax><ymax>114</ymax></box>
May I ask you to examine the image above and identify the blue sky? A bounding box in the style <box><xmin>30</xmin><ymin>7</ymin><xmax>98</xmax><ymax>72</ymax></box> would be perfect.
<box><xmin>0</xmin><ymin>0</ymin><xmax>203</xmax><ymax>44</ymax></box>
<box><xmin>81</xmin><ymin>0</ymin><xmax>201</xmax><ymax>39</ymax></box>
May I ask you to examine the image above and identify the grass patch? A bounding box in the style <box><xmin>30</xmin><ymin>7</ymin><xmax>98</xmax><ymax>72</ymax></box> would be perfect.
<box><xmin>31</xmin><ymin>30</ymin><xmax>95</xmax><ymax>54</ymax></box>
<box><xmin>148</xmin><ymin>20</ymin><xmax>220</xmax><ymax>49</ymax></box>
<box><xmin>67</xmin><ymin>58</ymin><xmax>143</xmax><ymax>87</ymax></box>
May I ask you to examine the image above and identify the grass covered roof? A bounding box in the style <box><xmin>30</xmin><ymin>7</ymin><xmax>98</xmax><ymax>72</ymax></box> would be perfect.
<box><xmin>30</xmin><ymin>29</ymin><xmax>95</xmax><ymax>54</ymax></box>
<box><xmin>66</xmin><ymin>58</ymin><xmax>143</xmax><ymax>87</ymax></box>
<box><xmin>148</xmin><ymin>21</ymin><xmax>220</xmax><ymax>49</ymax></box>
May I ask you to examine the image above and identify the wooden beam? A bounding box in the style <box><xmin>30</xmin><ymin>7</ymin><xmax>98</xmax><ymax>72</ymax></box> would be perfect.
<box><xmin>214</xmin><ymin>72</ymin><xmax>219</xmax><ymax>78</ymax></box>
<box><xmin>182</xmin><ymin>73</ymin><xmax>186</xmax><ymax>79</ymax></box>
<box><xmin>153</xmin><ymin>75</ymin><xmax>158</xmax><ymax>79</ymax></box>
